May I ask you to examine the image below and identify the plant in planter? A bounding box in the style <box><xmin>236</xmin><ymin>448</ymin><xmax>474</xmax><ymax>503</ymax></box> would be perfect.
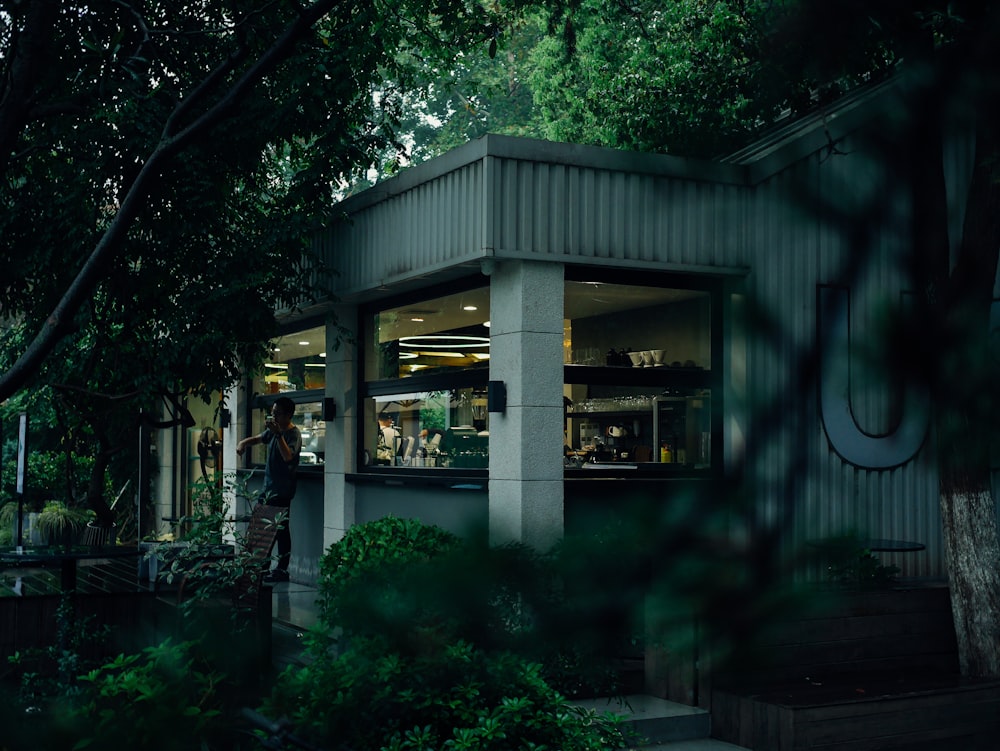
<box><xmin>36</xmin><ymin>500</ymin><xmax>92</xmax><ymax>547</ymax></box>
<box><xmin>826</xmin><ymin>544</ymin><xmax>900</xmax><ymax>590</ymax></box>
<box><xmin>0</xmin><ymin>501</ymin><xmax>17</xmax><ymax>545</ymax></box>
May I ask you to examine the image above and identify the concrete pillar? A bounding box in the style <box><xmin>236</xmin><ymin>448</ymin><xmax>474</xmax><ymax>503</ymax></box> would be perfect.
<box><xmin>488</xmin><ymin>260</ymin><xmax>565</xmax><ymax>551</ymax></box>
<box><xmin>323</xmin><ymin>305</ymin><xmax>358</xmax><ymax>549</ymax></box>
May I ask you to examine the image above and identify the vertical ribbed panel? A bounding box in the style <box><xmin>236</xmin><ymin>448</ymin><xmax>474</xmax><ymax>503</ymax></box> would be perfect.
<box><xmin>315</xmin><ymin>160</ymin><xmax>485</xmax><ymax>294</ymax></box>
<box><xmin>313</xmin><ymin>134</ymin><xmax>970</xmax><ymax>579</ymax></box>
<box><xmin>485</xmin><ymin>158</ymin><xmax>744</xmax><ymax>268</ymax></box>
<box><xmin>743</xmin><ymin>141</ymin><xmax>943</xmax><ymax>578</ymax></box>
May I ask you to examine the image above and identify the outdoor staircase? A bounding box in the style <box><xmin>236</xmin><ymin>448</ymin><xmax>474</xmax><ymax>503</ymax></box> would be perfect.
<box><xmin>575</xmin><ymin>695</ymin><xmax>751</xmax><ymax>751</ymax></box>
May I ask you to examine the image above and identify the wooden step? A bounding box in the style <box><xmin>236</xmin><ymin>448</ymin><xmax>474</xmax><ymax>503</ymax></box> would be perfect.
<box><xmin>576</xmin><ymin>695</ymin><xmax>711</xmax><ymax>745</ymax></box>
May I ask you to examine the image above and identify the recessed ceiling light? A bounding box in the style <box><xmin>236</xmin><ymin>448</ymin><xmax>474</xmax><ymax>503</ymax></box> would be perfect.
<box><xmin>463</xmin><ymin>305</ymin><xmax>478</xmax><ymax>311</ymax></box>
<box><xmin>410</xmin><ymin>317</ymin><xmax>424</xmax><ymax>322</ymax></box>
<box><xmin>398</xmin><ymin>335</ymin><xmax>490</xmax><ymax>349</ymax></box>
<box><xmin>298</xmin><ymin>341</ymin><xmax>310</xmax><ymax>346</ymax></box>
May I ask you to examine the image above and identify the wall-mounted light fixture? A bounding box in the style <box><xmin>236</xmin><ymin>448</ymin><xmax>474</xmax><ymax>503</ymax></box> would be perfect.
<box><xmin>323</xmin><ymin>397</ymin><xmax>337</xmax><ymax>421</ymax></box>
<box><xmin>487</xmin><ymin>381</ymin><xmax>506</xmax><ymax>413</ymax></box>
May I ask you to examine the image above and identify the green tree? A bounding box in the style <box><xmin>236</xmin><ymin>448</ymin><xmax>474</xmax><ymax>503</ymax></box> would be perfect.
<box><xmin>525</xmin><ymin>0</ymin><xmax>791</xmax><ymax>157</ymax></box>
<box><xmin>0</xmin><ymin>0</ymin><xmax>512</xmax><ymax>522</ymax></box>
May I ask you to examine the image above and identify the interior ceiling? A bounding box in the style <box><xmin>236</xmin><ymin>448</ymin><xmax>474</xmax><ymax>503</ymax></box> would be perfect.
<box><xmin>268</xmin><ymin>325</ymin><xmax>327</xmax><ymax>365</ymax></box>
<box><xmin>265</xmin><ymin>282</ymin><xmax>705</xmax><ymax>367</ymax></box>
<box><xmin>380</xmin><ymin>281</ymin><xmax>703</xmax><ymax>341</ymax></box>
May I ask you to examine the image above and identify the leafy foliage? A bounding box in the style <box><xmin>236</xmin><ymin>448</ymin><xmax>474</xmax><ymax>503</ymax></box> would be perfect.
<box><xmin>316</xmin><ymin>517</ymin><xmax>641</xmax><ymax>698</ymax></box>
<box><xmin>317</xmin><ymin>514</ymin><xmax>463</xmax><ymax>627</ymax></box>
<box><xmin>276</xmin><ymin>516</ymin><xmax>645</xmax><ymax>747</ymax></box>
<box><xmin>65</xmin><ymin>640</ymin><xmax>228</xmax><ymax>751</ymax></box>
<box><xmin>155</xmin><ymin>473</ymin><xmax>275</xmax><ymax>622</ymax></box>
<box><xmin>5</xmin><ymin>596</ymin><xmax>112</xmax><ymax>715</ymax></box>
<box><xmin>267</xmin><ymin>636</ymin><xmax>630</xmax><ymax>751</ymax></box>
<box><xmin>0</xmin><ymin>0</ymin><xmax>516</xmax><ymax>524</ymax></box>
<box><xmin>0</xmin><ymin>449</ymin><xmax>105</xmax><ymax>512</ymax></box>
<box><xmin>35</xmin><ymin>500</ymin><xmax>93</xmax><ymax>545</ymax></box>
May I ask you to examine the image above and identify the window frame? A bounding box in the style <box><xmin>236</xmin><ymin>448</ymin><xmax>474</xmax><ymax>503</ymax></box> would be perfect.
<box><xmin>244</xmin><ymin>316</ymin><xmax>329</xmax><ymax>470</ymax></box>
<box><xmin>358</xmin><ymin>277</ymin><xmax>491</xmax><ymax>477</ymax></box>
<box><xmin>562</xmin><ymin>268</ymin><xmax>725</xmax><ymax>479</ymax></box>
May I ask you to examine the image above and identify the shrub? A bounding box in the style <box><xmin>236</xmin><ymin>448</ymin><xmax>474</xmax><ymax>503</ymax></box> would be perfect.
<box><xmin>266</xmin><ymin>636</ymin><xmax>629</xmax><ymax>751</ymax></box>
<box><xmin>317</xmin><ymin>516</ymin><xmax>634</xmax><ymax>699</ymax></box>
<box><xmin>317</xmin><ymin>515</ymin><xmax>462</xmax><ymax>632</ymax></box>
<box><xmin>63</xmin><ymin>639</ymin><xmax>230</xmax><ymax>750</ymax></box>
<box><xmin>0</xmin><ymin>451</ymin><xmax>105</xmax><ymax>511</ymax></box>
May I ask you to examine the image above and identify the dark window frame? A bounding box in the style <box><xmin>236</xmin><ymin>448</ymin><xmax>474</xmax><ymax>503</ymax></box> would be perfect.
<box><xmin>358</xmin><ymin>276</ymin><xmax>490</xmax><ymax>477</ymax></box>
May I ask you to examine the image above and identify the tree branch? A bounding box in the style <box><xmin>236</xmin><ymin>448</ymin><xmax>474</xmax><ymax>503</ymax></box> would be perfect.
<box><xmin>0</xmin><ymin>0</ymin><xmax>345</xmax><ymax>403</ymax></box>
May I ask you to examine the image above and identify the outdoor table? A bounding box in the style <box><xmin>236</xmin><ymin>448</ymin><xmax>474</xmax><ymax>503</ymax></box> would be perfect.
<box><xmin>863</xmin><ymin>539</ymin><xmax>925</xmax><ymax>553</ymax></box>
<box><xmin>0</xmin><ymin>545</ymin><xmax>142</xmax><ymax>592</ymax></box>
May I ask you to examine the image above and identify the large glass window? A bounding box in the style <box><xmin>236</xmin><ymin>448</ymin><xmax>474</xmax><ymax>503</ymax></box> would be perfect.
<box><xmin>360</xmin><ymin>274</ymin><xmax>719</xmax><ymax>475</ymax></box>
<box><xmin>251</xmin><ymin>325</ymin><xmax>327</xmax><ymax>395</ymax></box>
<box><xmin>363</xmin><ymin>283</ymin><xmax>490</xmax><ymax>471</ymax></box>
<box><xmin>563</xmin><ymin>275</ymin><xmax>720</xmax><ymax>474</ymax></box>
<box><xmin>363</xmin><ymin>388</ymin><xmax>489</xmax><ymax>468</ymax></box>
<box><xmin>247</xmin><ymin>324</ymin><xmax>327</xmax><ymax>466</ymax></box>
<box><xmin>366</xmin><ymin>288</ymin><xmax>490</xmax><ymax>380</ymax></box>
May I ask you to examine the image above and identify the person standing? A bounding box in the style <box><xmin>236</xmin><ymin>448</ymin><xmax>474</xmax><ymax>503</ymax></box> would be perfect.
<box><xmin>236</xmin><ymin>396</ymin><xmax>301</xmax><ymax>582</ymax></box>
<box><xmin>376</xmin><ymin>413</ymin><xmax>399</xmax><ymax>465</ymax></box>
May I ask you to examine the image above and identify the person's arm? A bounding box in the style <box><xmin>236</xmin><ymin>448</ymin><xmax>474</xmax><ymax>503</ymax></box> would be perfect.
<box><xmin>274</xmin><ymin>429</ymin><xmax>297</xmax><ymax>462</ymax></box>
<box><xmin>236</xmin><ymin>434</ymin><xmax>262</xmax><ymax>457</ymax></box>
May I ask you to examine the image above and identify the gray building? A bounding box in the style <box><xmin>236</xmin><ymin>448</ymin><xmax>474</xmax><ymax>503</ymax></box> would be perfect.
<box><xmin>216</xmin><ymin>79</ymin><xmax>992</xmax><ymax>586</ymax></box>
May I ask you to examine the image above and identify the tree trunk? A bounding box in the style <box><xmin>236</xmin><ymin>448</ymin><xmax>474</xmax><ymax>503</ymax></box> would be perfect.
<box><xmin>939</xmin><ymin>481</ymin><xmax>1000</xmax><ymax>677</ymax></box>
<box><xmin>87</xmin><ymin>435</ymin><xmax>117</xmax><ymax>528</ymax></box>
<box><xmin>935</xmin><ymin>105</ymin><xmax>1000</xmax><ymax>680</ymax></box>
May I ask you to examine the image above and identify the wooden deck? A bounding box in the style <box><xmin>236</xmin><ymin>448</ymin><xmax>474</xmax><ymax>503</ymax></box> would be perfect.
<box><xmin>0</xmin><ymin>554</ymin><xmax>160</xmax><ymax>659</ymax></box>
<box><xmin>710</xmin><ymin>584</ymin><xmax>1000</xmax><ymax>750</ymax></box>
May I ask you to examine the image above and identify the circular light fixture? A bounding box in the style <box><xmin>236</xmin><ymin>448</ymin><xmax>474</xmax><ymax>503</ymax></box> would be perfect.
<box><xmin>462</xmin><ymin>305</ymin><xmax>478</xmax><ymax>311</ymax></box>
<box><xmin>398</xmin><ymin>335</ymin><xmax>490</xmax><ymax>349</ymax></box>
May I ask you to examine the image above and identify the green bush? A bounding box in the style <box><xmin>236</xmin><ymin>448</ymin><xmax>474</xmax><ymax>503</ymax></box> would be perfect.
<box><xmin>266</xmin><ymin>636</ymin><xmax>629</xmax><ymax>751</ymax></box>
<box><xmin>317</xmin><ymin>516</ymin><xmax>634</xmax><ymax>699</ymax></box>
<box><xmin>0</xmin><ymin>451</ymin><xmax>105</xmax><ymax>511</ymax></box>
<box><xmin>290</xmin><ymin>516</ymin><xmax>638</xmax><ymax>751</ymax></box>
<box><xmin>317</xmin><ymin>515</ymin><xmax>462</xmax><ymax>632</ymax></box>
<box><xmin>63</xmin><ymin>640</ymin><xmax>230</xmax><ymax>750</ymax></box>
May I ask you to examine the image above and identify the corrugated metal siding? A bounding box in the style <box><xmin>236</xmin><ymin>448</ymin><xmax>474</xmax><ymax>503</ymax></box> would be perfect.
<box><xmin>485</xmin><ymin>157</ymin><xmax>745</xmax><ymax>269</ymax></box>
<box><xmin>742</xmin><ymin>136</ymin><xmax>944</xmax><ymax>578</ymax></box>
<box><xmin>316</xmin><ymin>159</ymin><xmax>486</xmax><ymax>295</ymax></box>
<box><xmin>314</xmin><ymin>132</ymin><xmax>975</xmax><ymax>579</ymax></box>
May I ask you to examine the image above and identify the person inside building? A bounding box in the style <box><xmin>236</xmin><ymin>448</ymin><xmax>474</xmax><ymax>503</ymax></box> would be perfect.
<box><xmin>376</xmin><ymin>412</ymin><xmax>399</xmax><ymax>465</ymax></box>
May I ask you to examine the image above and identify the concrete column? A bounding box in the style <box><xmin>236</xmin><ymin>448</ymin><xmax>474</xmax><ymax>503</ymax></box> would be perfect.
<box><xmin>488</xmin><ymin>260</ymin><xmax>565</xmax><ymax>551</ymax></box>
<box><xmin>323</xmin><ymin>305</ymin><xmax>358</xmax><ymax>549</ymax></box>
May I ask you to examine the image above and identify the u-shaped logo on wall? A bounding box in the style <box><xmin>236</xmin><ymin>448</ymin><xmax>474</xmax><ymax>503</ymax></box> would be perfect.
<box><xmin>817</xmin><ymin>285</ymin><xmax>929</xmax><ymax>469</ymax></box>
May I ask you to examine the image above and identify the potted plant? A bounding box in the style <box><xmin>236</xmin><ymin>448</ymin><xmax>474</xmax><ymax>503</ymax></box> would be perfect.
<box><xmin>36</xmin><ymin>500</ymin><xmax>91</xmax><ymax>547</ymax></box>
